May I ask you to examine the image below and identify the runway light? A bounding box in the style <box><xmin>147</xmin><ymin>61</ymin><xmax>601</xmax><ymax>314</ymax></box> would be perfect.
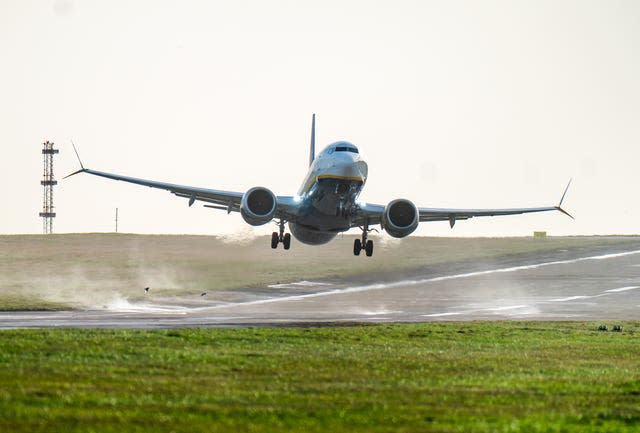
<box><xmin>612</xmin><ymin>325</ymin><xmax>622</xmax><ymax>332</ymax></box>
<box><xmin>597</xmin><ymin>324</ymin><xmax>608</xmax><ymax>332</ymax></box>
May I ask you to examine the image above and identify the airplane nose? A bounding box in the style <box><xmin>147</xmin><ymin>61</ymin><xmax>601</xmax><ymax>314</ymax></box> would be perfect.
<box><xmin>333</xmin><ymin>157</ymin><xmax>367</xmax><ymax>182</ymax></box>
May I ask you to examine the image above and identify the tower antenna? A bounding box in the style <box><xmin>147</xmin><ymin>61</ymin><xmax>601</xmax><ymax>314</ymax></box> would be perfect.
<box><xmin>39</xmin><ymin>140</ymin><xmax>58</xmax><ymax>234</ymax></box>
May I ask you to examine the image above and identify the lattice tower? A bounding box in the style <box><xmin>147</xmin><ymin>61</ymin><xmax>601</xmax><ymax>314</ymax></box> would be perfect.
<box><xmin>39</xmin><ymin>140</ymin><xmax>58</xmax><ymax>234</ymax></box>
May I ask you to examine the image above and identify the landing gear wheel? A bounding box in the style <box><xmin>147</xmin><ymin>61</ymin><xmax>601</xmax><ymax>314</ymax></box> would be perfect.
<box><xmin>272</xmin><ymin>219</ymin><xmax>292</xmax><ymax>251</ymax></box>
<box><xmin>354</xmin><ymin>219</ymin><xmax>375</xmax><ymax>257</ymax></box>
<box><xmin>353</xmin><ymin>238</ymin><xmax>362</xmax><ymax>256</ymax></box>
<box><xmin>365</xmin><ymin>240</ymin><xmax>374</xmax><ymax>257</ymax></box>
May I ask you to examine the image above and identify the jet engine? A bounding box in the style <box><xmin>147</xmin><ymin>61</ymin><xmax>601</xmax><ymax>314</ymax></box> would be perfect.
<box><xmin>240</xmin><ymin>187</ymin><xmax>277</xmax><ymax>226</ymax></box>
<box><xmin>381</xmin><ymin>199</ymin><xmax>419</xmax><ymax>238</ymax></box>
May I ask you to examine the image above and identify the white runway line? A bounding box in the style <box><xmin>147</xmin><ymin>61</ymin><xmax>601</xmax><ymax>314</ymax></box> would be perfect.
<box><xmin>549</xmin><ymin>286</ymin><xmax>640</xmax><ymax>302</ymax></box>
<box><xmin>588</xmin><ymin>251</ymin><xmax>640</xmax><ymax>260</ymax></box>
<box><xmin>550</xmin><ymin>295</ymin><xmax>594</xmax><ymax>302</ymax></box>
<box><xmin>104</xmin><ymin>304</ymin><xmax>192</xmax><ymax>314</ymax></box>
<box><xmin>423</xmin><ymin>305</ymin><xmax>533</xmax><ymax>318</ymax></box>
<box><xmin>487</xmin><ymin>305</ymin><xmax>529</xmax><ymax>312</ymax></box>
<box><xmin>604</xmin><ymin>286</ymin><xmax>640</xmax><ymax>293</ymax></box>
<box><xmin>212</xmin><ymin>249</ymin><xmax>640</xmax><ymax>310</ymax></box>
<box><xmin>268</xmin><ymin>281</ymin><xmax>333</xmax><ymax>289</ymax></box>
<box><xmin>104</xmin><ymin>297</ymin><xmax>217</xmax><ymax>314</ymax></box>
<box><xmin>345</xmin><ymin>307</ymin><xmax>395</xmax><ymax>316</ymax></box>
<box><xmin>422</xmin><ymin>312</ymin><xmax>466</xmax><ymax>317</ymax></box>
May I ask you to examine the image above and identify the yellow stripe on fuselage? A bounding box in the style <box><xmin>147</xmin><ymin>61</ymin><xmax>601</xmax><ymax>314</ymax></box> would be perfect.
<box><xmin>316</xmin><ymin>174</ymin><xmax>365</xmax><ymax>182</ymax></box>
<box><xmin>298</xmin><ymin>174</ymin><xmax>366</xmax><ymax>195</ymax></box>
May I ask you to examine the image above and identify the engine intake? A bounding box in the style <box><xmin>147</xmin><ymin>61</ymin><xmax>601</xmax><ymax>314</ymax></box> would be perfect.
<box><xmin>381</xmin><ymin>199</ymin><xmax>419</xmax><ymax>238</ymax></box>
<box><xmin>240</xmin><ymin>187</ymin><xmax>277</xmax><ymax>226</ymax></box>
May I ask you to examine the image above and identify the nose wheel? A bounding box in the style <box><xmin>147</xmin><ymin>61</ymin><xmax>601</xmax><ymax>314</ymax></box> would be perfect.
<box><xmin>354</xmin><ymin>221</ymin><xmax>374</xmax><ymax>257</ymax></box>
<box><xmin>271</xmin><ymin>220</ymin><xmax>291</xmax><ymax>250</ymax></box>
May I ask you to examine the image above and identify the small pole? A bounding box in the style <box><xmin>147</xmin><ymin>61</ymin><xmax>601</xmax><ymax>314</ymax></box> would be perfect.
<box><xmin>115</xmin><ymin>208</ymin><xmax>119</xmax><ymax>233</ymax></box>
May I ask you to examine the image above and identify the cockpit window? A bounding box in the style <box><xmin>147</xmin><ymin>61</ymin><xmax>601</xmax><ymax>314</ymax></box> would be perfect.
<box><xmin>334</xmin><ymin>146</ymin><xmax>359</xmax><ymax>153</ymax></box>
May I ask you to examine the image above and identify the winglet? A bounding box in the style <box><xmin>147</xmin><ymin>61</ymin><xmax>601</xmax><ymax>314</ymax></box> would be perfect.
<box><xmin>63</xmin><ymin>140</ymin><xmax>88</xmax><ymax>179</ymax></box>
<box><xmin>558</xmin><ymin>178</ymin><xmax>572</xmax><ymax>207</ymax></box>
<box><xmin>63</xmin><ymin>168</ymin><xmax>87</xmax><ymax>179</ymax></box>
<box><xmin>309</xmin><ymin>113</ymin><xmax>316</xmax><ymax>167</ymax></box>
<box><xmin>556</xmin><ymin>179</ymin><xmax>574</xmax><ymax>219</ymax></box>
<box><xmin>70</xmin><ymin>140</ymin><xmax>86</xmax><ymax>168</ymax></box>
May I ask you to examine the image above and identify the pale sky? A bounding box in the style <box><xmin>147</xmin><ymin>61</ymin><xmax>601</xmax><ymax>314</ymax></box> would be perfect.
<box><xmin>1</xmin><ymin>0</ymin><xmax>639</xmax><ymax>237</ymax></box>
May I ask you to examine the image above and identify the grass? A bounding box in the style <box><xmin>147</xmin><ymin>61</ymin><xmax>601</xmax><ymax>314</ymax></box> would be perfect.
<box><xmin>1</xmin><ymin>234</ymin><xmax>639</xmax><ymax>310</ymax></box>
<box><xmin>0</xmin><ymin>322</ymin><xmax>639</xmax><ymax>432</ymax></box>
<box><xmin>0</xmin><ymin>294</ymin><xmax>69</xmax><ymax>311</ymax></box>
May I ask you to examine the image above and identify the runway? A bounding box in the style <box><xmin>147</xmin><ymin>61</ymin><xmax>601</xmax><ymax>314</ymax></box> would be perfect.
<box><xmin>2</xmin><ymin>241</ymin><xmax>640</xmax><ymax>328</ymax></box>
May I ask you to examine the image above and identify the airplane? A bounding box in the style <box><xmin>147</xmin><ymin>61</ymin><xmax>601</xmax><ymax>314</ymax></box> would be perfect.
<box><xmin>65</xmin><ymin>115</ymin><xmax>572</xmax><ymax>257</ymax></box>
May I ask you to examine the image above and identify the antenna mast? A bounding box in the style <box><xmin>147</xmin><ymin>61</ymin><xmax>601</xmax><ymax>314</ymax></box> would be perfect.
<box><xmin>39</xmin><ymin>140</ymin><xmax>58</xmax><ymax>234</ymax></box>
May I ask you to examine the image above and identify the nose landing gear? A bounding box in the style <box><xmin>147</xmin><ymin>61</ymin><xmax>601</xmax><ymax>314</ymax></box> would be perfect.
<box><xmin>271</xmin><ymin>219</ymin><xmax>291</xmax><ymax>250</ymax></box>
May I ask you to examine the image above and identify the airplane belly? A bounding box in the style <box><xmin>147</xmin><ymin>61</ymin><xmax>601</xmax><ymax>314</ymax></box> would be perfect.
<box><xmin>289</xmin><ymin>223</ymin><xmax>336</xmax><ymax>245</ymax></box>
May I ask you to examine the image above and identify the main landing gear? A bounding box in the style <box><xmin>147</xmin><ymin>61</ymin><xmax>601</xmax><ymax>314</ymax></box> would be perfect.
<box><xmin>354</xmin><ymin>221</ymin><xmax>374</xmax><ymax>257</ymax></box>
<box><xmin>271</xmin><ymin>219</ymin><xmax>291</xmax><ymax>250</ymax></box>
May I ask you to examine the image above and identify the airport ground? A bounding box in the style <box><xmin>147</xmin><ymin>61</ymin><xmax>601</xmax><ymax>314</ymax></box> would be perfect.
<box><xmin>1</xmin><ymin>234</ymin><xmax>640</xmax><ymax>325</ymax></box>
<box><xmin>1</xmin><ymin>234</ymin><xmax>639</xmax><ymax>431</ymax></box>
<box><xmin>1</xmin><ymin>233</ymin><xmax>639</xmax><ymax>315</ymax></box>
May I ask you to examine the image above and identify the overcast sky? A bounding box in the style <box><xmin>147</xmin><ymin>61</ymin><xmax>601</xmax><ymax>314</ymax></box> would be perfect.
<box><xmin>1</xmin><ymin>0</ymin><xmax>639</xmax><ymax>237</ymax></box>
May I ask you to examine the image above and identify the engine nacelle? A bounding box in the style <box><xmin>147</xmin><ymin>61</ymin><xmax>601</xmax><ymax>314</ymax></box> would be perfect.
<box><xmin>381</xmin><ymin>199</ymin><xmax>419</xmax><ymax>238</ymax></box>
<box><xmin>240</xmin><ymin>187</ymin><xmax>277</xmax><ymax>226</ymax></box>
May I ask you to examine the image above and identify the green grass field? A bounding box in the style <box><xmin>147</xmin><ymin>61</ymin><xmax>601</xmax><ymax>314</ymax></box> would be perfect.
<box><xmin>1</xmin><ymin>322</ymin><xmax>639</xmax><ymax>432</ymax></box>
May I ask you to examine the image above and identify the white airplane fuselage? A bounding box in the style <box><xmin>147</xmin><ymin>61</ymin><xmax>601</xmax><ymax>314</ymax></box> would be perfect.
<box><xmin>289</xmin><ymin>141</ymin><xmax>369</xmax><ymax>245</ymax></box>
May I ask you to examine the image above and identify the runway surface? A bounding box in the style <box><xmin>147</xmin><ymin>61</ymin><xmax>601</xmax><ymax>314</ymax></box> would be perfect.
<box><xmin>2</xmin><ymin>241</ymin><xmax>640</xmax><ymax>328</ymax></box>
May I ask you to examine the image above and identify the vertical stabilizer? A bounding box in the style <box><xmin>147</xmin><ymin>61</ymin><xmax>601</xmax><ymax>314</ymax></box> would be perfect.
<box><xmin>309</xmin><ymin>113</ymin><xmax>316</xmax><ymax>166</ymax></box>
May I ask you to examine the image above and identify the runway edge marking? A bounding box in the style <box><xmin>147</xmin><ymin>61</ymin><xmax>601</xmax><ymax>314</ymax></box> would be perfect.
<box><xmin>211</xmin><ymin>249</ymin><xmax>640</xmax><ymax>310</ymax></box>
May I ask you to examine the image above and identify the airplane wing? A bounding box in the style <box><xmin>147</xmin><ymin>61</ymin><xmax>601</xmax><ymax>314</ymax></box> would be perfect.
<box><xmin>415</xmin><ymin>205</ymin><xmax>570</xmax><ymax>227</ymax></box>
<box><xmin>356</xmin><ymin>181</ymin><xmax>573</xmax><ymax>228</ymax></box>
<box><xmin>64</xmin><ymin>167</ymin><xmax>299</xmax><ymax>220</ymax></box>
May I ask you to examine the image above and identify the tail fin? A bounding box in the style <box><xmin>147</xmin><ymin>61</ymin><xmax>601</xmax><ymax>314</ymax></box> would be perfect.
<box><xmin>309</xmin><ymin>113</ymin><xmax>316</xmax><ymax>166</ymax></box>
